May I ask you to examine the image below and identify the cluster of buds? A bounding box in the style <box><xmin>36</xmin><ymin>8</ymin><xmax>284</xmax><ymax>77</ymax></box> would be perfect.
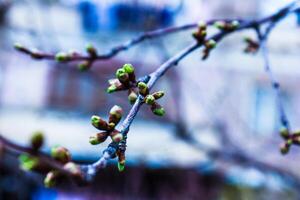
<box><xmin>89</xmin><ymin>105</ymin><xmax>124</xmax><ymax>145</ymax></box>
<box><xmin>77</xmin><ymin>43</ymin><xmax>98</xmax><ymax>71</ymax></box>
<box><xmin>138</xmin><ymin>82</ymin><xmax>165</xmax><ymax>116</ymax></box>
<box><xmin>279</xmin><ymin>127</ymin><xmax>300</xmax><ymax>155</ymax></box>
<box><xmin>44</xmin><ymin>146</ymin><xmax>83</xmax><ymax>187</ymax></box>
<box><xmin>214</xmin><ymin>20</ymin><xmax>240</xmax><ymax>31</ymax></box>
<box><xmin>18</xmin><ymin>132</ymin><xmax>83</xmax><ymax>187</ymax></box>
<box><xmin>243</xmin><ymin>37</ymin><xmax>259</xmax><ymax>54</ymax></box>
<box><xmin>107</xmin><ymin>64</ymin><xmax>139</xmax><ymax>104</ymax></box>
<box><xmin>192</xmin><ymin>22</ymin><xmax>217</xmax><ymax>59</ymax></box>
<box><xmin>19</xmin><ymin>131</ymin><xmax>45</xmax><ymax>172</ymax></box>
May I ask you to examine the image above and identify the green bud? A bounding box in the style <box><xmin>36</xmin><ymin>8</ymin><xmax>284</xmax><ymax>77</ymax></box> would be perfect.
<box><xmin>280</xmin><ymin>127</ymin><xmax>289</xmax><ymax>139</ymax></box>
<box><xmin>197</xmin><ymin>21</ymin><xmax>207</xmax><ymax>29</ymax></box>
<box><xmin>138</xmin><ymin>82</ymin><xmax>149</xmax><ymax>96</ymax></box>
<box><xmin>231</xmin><ymin>20</ymin><xmax>240</xmax><ymax>28</ymax></box>
<box><xmin>280</xmin><ymin>143</ymin><xmax>289</xmax><ymax>155</ymax></box>
<box><xmin>55</xmin><ymin>52</ymin><xmax>69</xmax><ymax>62</ymax></box>
<box><xmin>91</xmin><ymin>115</ymin><xmax>108</xmax><ymax>130</ymax></box>
<box><xmin>44</xmin><ymin>171</ymin><xmax>59</xmax><ymax>188</ymax></box>
<box><xmin>145</xmin><ymin>95</ymin><xmax>155</xmax><ymax>105</ymax></box>
<box><xmin>152</xmin><ymin>91</ymin><xmax>165</xmax><ymax>100</ymax></box>
<box><xmin>14</xmin><ymin>42</ymin><xmax>24</xmax><ymax>50</ymax></box>
<box><xmin>128</xmin><ymin>90</ymin><xmax>138</xmax><ymax>105</ymax></box>
<box><xmin>19</xmin><ymin>154</ymin><xmax>39</xmax><ymax>171</ymax></box>
<box><xmin>109</xmin><ymin>105</ymin><xmax>123</xmax><ymax>125</ymax></box>
<box><xmin>107</xmin><ymin>85</ymin><xmax>117</xmax><ymax>93</ymax></box>
<box><xmin>118</xmin><ymin>162</ymin><xmax>125</xmax><ymax>172</ymax></box>
<box><xmin>116</xmin><ymin>68</ymin><xmax>126</xmax><ymax>78</ymax></box>
<box><xmin>151</xmin><ymin>103</ymin><xmax>165</xmax><ymax>116</ymax></box>
<box><xmin>78</xmin><ymin>61</ymin><xmax>90</xmax><ymax>71</ymax></box>
<box><xmin>122</xmin><ymin>63</ymin><xmax>134</xmax><ymax>74</ymax></box>
<box><xmin>51</xmin><ymin>146</ymin><xmax>71</xmax><ymax>164</ymax></box>
<box><xmin>287</xmin><ymin>139</ymin><xmax>293</xmax><ymax>146</ymax></box>
<box><xmin>86</xmin><ymin>43</ymin><xmax>97</xmax><ymax>56</ymax></box>
<box><xmin>214</xmin><ymin>21</ymin><xmax>225</xmax><ymax>29</ymax></box>
<box><xmin>89</xmin><ymin>132</ymin><xmax>108</xmax><ymax>145</ymax></box>
<box><xmin>30</xmin><ymin>131</ymin><xmax>44</xmax><ymax>150</ymax></box>
<box><xmin>206</xmin><ymin>39</ymin><xmax>217</xmax><ymax>49</ymax></box>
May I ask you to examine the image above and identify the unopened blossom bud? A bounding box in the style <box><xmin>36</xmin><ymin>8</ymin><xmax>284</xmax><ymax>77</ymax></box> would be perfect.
<box><xmin>231</xmin><ymin>20</ymin><xmax>240</xmax><ymax>29</ymax></box>
<box><xmin>115</xmin><ymin>68</ymin><xmax>126</xmax><ymax>79</ymax></box>
<box><xmin>14</xmin><ymin>42</ymin><xmax>24</xmax><ymax>50</ymax></box>
<box><xmin>91</xmin><ymin>115</ymin><xmax>108</xmax><ymax>130</ymax></box>
<box><xmin>145</xmin><ymin>95</ymin><xmax>155</xmax><ymax>105</ymax></box>
<box><xmin>152</xmin><ymin>91</ymin><xmax>165</xmax><ymax>100</ymax></box>
<box><xmin>30</xmin><ymin>131</ymin><xmax>44</xmax><ymax>150</ymax></box>
<box><xmin>86</xmin><ymin>43</ymin><xmax>97</xmax><ymax>57</ymax></box>
<box><xmin>151</xmin><ymin>103</ymin><xmax>165</xmax><ymax>116</ymax></box>
<box><xmin>109</xmin><ymin>105</ymin><xmax>123</xmax><ymax>125</ymax></box>
<box><xmin>63</xmin><ymin>162</ymin><xmax>83</xmax><ymax>179</ymax></box>
<box><xmin>55</xmin><ymin>52</ymin><xmax>70</xmax><ymax>62</ymax></box>
<box><xmin>78</xmin><ymin>61</ymin><xmax>90</xmax><ymax>71</ymax></box>
<box><xmin>44</xmin><ymin>170</ymin><xmax>59</xmax><ymax>188</ymax></box>
<box><xmin>138</xmin><ymin>82</ymin><xmax>149</xmax><ymax>96</ymax></box>
<box><xmin>107</xmin><ymin>85</ymin><xmax>117</xmax><ymax>93</ymax></box>
<box><xmin>110</xmin><ymin>130</ymin><xmax>123</xmax><ymax>143</ymax></box>
<box><xmin>280</xmin><ymin>143</ymin><xmax>289</xmax><ymax>155</ymax></box>
<box><xmin>122</xmin><ymin>63</ymin><xmax>134</xmax><ymax>74</ymax></box>
<box><xmin>18</xmin><ymin>154</ymin><xmax>39</xmax><ymax>171</ymax></box>
<box><xmin>205</xmin><ymin>39</ymin><xmax>217</xmax><ymax>49</ymax></box>
<box><xmin>51</xmin><ymin>146</ymin><xmax>71</xmax><ymax>164</ymax></box>
<box><xmin>89</xmin><ymin>132</ymin><xmax>109</xmax><ymax>145</ymax></box>
<box><xmin>128</xmin><ymin>90</ymin><xmax>138</xmax><ymax>104</ymax></box>
<box><xmin>197</xmin><ymin>21</ymin><xmax>207</xmax><ymax>29</ymax></box>
<box><xmin>280</xmin><ymin>127</ymin><xmax>289</xmax><ymax>139</ymax></box>
<box><xmin>214</xmin><ymin>21</ymin><xmax>226</xmax><ymax>29</ymax></box>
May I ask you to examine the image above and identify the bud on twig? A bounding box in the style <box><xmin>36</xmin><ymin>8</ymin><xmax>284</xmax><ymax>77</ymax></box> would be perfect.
<box><xmin>78</xmin><ymin>61</ymin><xmax>91</xmax><ymax>71</ymax></box>
<box><xmin>152</xmin><ymin>91</ymin><xmax>165</xmax><ymax>100</ymax></box>
<box><xmin>280</xmin><ymin>127</ymin><xmax>289</xmax><ymax>139</ymax></box>
<box><xmin>89</xmin><ymin>132</ymin><xmax>109</xmax><ymax>145</ymax></box>
<box><xmin>86</xmin><ymin>43</ymin><xmax>97</xmax><ymax>57</ymax></box>
<box><xmin>138</xmin><ymin>82</ymin><xmax>149</xmax><ymax>96</ymax></box>
<box><xmin>109</xmin><ymin>105</ymin><xmax>123</xmax><ymax>125</ymax></box>
<box><xmin>18</xmin><ymin>154</ymin><xmax>39</xmax><ymax>171</ymax></box>
<box><xmin>117</xmin><ymin>151</ymin><xmax>126</xmax><ymax>172</ymax></box>
<box><xmin>128</xmin><ymin>89</ymin><xmax>138</xmax><ymax>104</ymax></box>
<box><xmin>110</xmin><ymin>130</ymin><xmax>123</xmax><ymax>143</ymax></box>
<box><xmin>151</xmin><ymin>102</ymin><xmax>165</xmax><ymax>116</ymax></box>
<box><xmin>91</xmin><ymin>115</ymin><xmax>109</xmax><ymax>130</ymax></box>
<box><xmin>63</xmin><ymin>162</ymin><xmax>83</xmax><ymax>179</ymax></box>
<box><xmin>30</xmin><ymin>131</ymin><xmax>44</xmax><ymax>150</ymax></box>
<box><xmin>55</xmin><ymin>52</ymin><xmax>70</xmax><ymax>62</ymax></box>
<box><xmin>123</xmin><ymin>63</ymin><xmax>136</xmax><ymax>82</ymax></box>
<box><xmin>145</xmin><ymin>95</ymin><xmax>155</xmax><ymax>105</ymax></box>
<box><xmin>51</xmin><ymin>146</ymin><xmax>71</xmax><ymax>164</ymax></box>
<box><xmin>44</xmin><ymin>170</ymin><xmax>60</xmax><ymax>188</ymax></box>
<box><xmin>280</xmin><ymin>143</ymin><xmax>290</xmax><ymax>155</ymax></box>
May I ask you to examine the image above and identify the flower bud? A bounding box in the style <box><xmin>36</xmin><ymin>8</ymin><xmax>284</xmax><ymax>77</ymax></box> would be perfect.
<box><xmin>128</xmin><ymin>90</ymin><xmax>138</xmax><ymax>105</ymax></box>
<box><xmin>109</xmin><ymin>105</ymin><xmax>123</xmax><ymax>125</ymax></box>
<box><xmin>280</xmin><ymin>143</ymin><xmax>289</xmax><ymax>155</ymax></box>
<box><xmin>205</xmin><ymin>39</ymin><xmax>217</xmax><ymax>49</ymax></box>
<box><xmin>116</xmin><ymin>68</ymin><xmax>126</xmax><ymax>78</ymax></box>
<box><xmin>214</xmin><ymin>21</ymin><xmax>226</xmax><ymax>29</ymax></box>
<box><xmin>63</xmin><ymin>162</ymin><xmax>83</xmax><ymax>179</ymax></box>
<box><xmin>151</xmin><ymin>103</ymin><xmax>165</xmax><ymax>116</ymax></box>
<box><xmin>89</xmin><ymin>132</ymin><xmax>109</xmax><ymax>145</ymax></box>
<box><xmin>107</xmin><ymin>85</ymin><xmax>117</xmax><ymax>93</ymax></box>
<box><xmin>231</xmin><ymin>20</ymin><xmax>240</xmax><ymax>29</ymax></box>
<box><xmin>138</xmin><ymin>82</ymin><xmax>149</xmax><ymax>96</ymax></box>
<box><xmin>152</xmin><ymin>91</ymin><xmax>165</xmax><ymax>100</ymax></box>
<box><xmin>18</xmin><ymin>154</ymin><xmax>39</xmax><ymax>171</ymax></box>
<box><xmin>280</xmin><ymin>127</ymin><xmax>289</xmax><ymax>139</ymax></box>
<box><xmin>44</xmin><ymin>170</ymin><xmax>59</xmax><ymax>188</ymax></box>
<box><xmin>122</xmin><ymin>64</ymin><xmax>134</xmax><ymax>74</ymax></box>
<box><xmin>86</xmin><ymin>43</ymin><xmax>97</xmax><ymax>57</ymax></box>
<box><xmin>197</xmin><ymin>21</ymin><xmax>207</xmax><ymax>29</ymax></box>
<box><xmin>78</xmin><ymin>61</ymin><xmax>90</xmax><ymax>71</ymax></box>
<box><xmin>91</xmin><ymin>115</ymin><xmax>108</xmax><ymax>130</ymax></box>
<box><xmin>14</xmin><ymin>42</ymin><xmax>24</xmax><ymax>50</ymax></box>
<box><xmin>110</xmin><ymin>130</ymin><xmax>123</xmax><ymax>143</ymax></box>
<box><xmin>145</xmin><ymin>95</ymin><xmax>155</xmax><ymax>105</ymax></box>
<box><xmin>55</xmin><ymin>52</ymin><xmax>70</xmax><ymax>62</ymax></box>
<box><xmin>51</xmin><ymin>146</ymin><xmax>71</xmax><ymax>164</ymax></box>
<box><xmin>30</xmin><ymin>131</ymin><xmax>44</xmax><ymax>150</ymax></box>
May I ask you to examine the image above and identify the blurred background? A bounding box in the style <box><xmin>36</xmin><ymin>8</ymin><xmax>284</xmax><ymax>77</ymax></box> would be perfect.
<box><xmin>0</xmin><ymin>0</ymin><xmax>300</xmax><ymax>199</ymax></box>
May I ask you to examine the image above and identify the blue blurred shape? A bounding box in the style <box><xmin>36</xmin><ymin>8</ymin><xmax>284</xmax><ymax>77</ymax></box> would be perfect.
<box><xmin>108</xmin><ymin>3</ymin><xmax>175</xmax><ymax>30</ymax></box>
<box><xmin>32</xmin><ymin>187</ymin><xmax>57</xmax><ymax>200</ymax></box>
<box><xmin>78</xmin><ymin>0</ymin><xmax>100</xmax><ymax>33</ymax></box>
<box><xmin>296</xmin><ymin>9</ymin><xmax>300</xmax><ymax>25</ymax></box>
